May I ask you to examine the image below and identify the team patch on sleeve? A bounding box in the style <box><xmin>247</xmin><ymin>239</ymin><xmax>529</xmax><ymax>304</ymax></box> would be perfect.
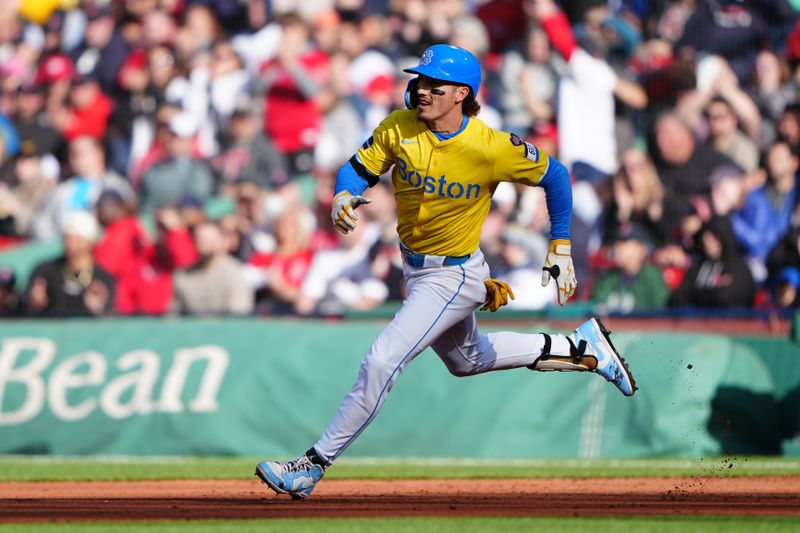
<box><xmin>361</xmin><ymin>136</ymin><xmax>374</xmax><ymax>150</ymax></box>
<box><xmin>509</xmin><ymin>133</ymin><xmax>539</xmax><ymax>163</ymax></box>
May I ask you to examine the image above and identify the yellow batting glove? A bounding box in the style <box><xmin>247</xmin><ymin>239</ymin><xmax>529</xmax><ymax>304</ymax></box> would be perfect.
<box><xmin>541</xmin><ymin>239</ymin><xmax>576</xmax><ymax>306</ymax></box>
<box><xmin>481</xmin><ymin>279</ymin><xmax>515</xmax><ymax>312</ymax></box>
<box><xmin>331</xmin><ymin>191</ymin><xmax>371</xmax><ymax>234</ymax></box>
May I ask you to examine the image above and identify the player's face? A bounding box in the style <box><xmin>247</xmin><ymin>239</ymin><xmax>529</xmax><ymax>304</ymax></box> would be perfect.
<box><xmin>415</xmin><ymin>76</ymin><xmax>468</xmax><ymax>123</ymax></box>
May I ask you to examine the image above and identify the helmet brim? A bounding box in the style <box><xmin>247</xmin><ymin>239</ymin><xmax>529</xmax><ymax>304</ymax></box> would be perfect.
<box><xmin>403</xmin><ymin>66</ymin><xmax>472</xmax><ymax>92</ymax></box>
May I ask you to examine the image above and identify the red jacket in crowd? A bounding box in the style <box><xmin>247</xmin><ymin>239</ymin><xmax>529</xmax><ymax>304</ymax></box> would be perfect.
<box><xmin>94</xmin><ymin>216</ymin><xmax>198</xmax><ymax>315</ymax></box>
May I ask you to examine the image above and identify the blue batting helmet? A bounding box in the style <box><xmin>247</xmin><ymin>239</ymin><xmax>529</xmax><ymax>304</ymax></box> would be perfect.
<box><xmin>403</xmin><ymin>44</ymin><xmax>481</xmax><ymax>97</ymax></box>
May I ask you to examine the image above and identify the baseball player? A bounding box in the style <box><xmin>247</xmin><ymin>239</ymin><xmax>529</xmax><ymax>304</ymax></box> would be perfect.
<box><xmin>256</xmin><ymin>44</ymin><xmax>637</xmax><ymax>499</ymax></box>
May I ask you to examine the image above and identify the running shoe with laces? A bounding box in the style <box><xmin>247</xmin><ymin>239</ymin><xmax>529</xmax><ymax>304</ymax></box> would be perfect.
<box><xmin>255</xmin><ymin>454</ymin><xmax>326</xmax><ymax>500</ymax></box>
<box><xmin>571</xmin><ymin>317</ymin><xmax>637</xmax><ymax>396</ymax></box>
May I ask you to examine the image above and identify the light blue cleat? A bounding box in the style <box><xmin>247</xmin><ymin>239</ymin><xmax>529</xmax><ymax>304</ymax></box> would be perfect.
<box><xmin>572</xmin><ymin>317</ymin><xmax>637</xmax><ymax>397</ymax></box>
<box><xmin>255</xmin><ymin>455</ymin><xmax>326</xmax><ymax>500</ymax></box>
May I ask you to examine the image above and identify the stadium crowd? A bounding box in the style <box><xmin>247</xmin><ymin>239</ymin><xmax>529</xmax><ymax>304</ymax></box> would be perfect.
<box><xmin>0</xmin><ymin>0</ymin><xmax>799</xmax><ymax>318</ymax></box>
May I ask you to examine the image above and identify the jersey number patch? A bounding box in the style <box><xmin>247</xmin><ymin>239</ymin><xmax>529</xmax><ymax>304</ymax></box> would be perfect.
<box><xmin>509</xmin><ymin>133</ymin><xmax>539</xmax><ymax>163</ymax></box>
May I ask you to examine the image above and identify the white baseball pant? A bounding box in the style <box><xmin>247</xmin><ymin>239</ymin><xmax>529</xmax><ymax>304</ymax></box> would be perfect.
<box><xmin>313</xmin><ymin>248</ymin><xmax>576</xmax><ymax>462</ymax></box>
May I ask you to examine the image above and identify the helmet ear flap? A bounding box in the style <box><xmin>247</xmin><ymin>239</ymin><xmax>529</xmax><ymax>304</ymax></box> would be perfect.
<box><xmin>405</xmin><ymin>77</ymin><xmax>420</xmax><ymax>109</ymax></box>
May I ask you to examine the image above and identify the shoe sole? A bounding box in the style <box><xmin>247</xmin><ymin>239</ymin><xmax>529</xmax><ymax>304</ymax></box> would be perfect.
<box><xmin>592</xmin><ymin>317</ymin><xmax>638</xmax><ymax>396</ymax></box>
<box><xmin>255</xmin><ymin>464</ymin><xmax>308</xmax><ymax>501</ymax></box>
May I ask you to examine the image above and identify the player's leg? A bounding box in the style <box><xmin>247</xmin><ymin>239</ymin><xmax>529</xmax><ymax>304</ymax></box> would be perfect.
<box><xmin>256</xmin><ymin>262</ymin><xmax>479</xmax><ymax>498</ymax></box>
<box><xmin>312</xmin><ymin>266</ymin><xmax>480</xmax><ymax>462</ymax></box>
<box><xmin>432</xmin><ymin>313</ymin><xmax>636</xmax><ymax>396</ymax></box>
<box><xmin>431</xmin><ymin>312</ymin><xmax>587</xmax><ymax>374</ymax></box>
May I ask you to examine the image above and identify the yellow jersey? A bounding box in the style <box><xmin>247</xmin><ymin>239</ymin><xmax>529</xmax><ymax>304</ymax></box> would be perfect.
<box><xmin>356</xmin><ymin>109</ymin><xmax>551</xmax><ymax>257</ymax></box>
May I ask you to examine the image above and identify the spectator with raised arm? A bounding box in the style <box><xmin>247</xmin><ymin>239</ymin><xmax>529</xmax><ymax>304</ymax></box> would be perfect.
<box><xmin>259</xmin><ymin>13</ymin><xmax>329</xmax><ymax>178</ymax></box>
<box><xmin>676</xmin><ymin>55</ymin><xmax>761</xmax><ymax>144</ymax></box>
<box><xmin>531</xmin><ymin>0</ymin><xmax>647</xmax><ymax>177</ymax></box>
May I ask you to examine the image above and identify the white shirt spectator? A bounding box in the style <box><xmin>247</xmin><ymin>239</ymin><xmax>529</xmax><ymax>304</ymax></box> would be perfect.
<box><xmin>298</xmin><ymin>224</ymin><xmax>387</xmax><ymax>315</ymax></box>
<box><xmin>557</xmin><ymin>49</ymin><xmax>618</xmax><ymax>176</ymax></box>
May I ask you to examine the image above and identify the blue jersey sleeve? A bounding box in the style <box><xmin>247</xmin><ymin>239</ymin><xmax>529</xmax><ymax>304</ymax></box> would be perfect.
<box><xmin>537</xmin><ymin>158</ymin><xmax>572</xmax><ymax>241</ymax></box>
<box><xmin>334</xmin><ymin>158</ymin><xmax>371</xmax><ymax>196</ymax></box>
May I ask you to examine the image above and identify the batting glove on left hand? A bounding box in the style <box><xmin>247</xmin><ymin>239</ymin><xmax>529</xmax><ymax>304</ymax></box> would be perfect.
<box><xmin>481</xmin><ymin>279</ymin><xmax>515</xmax><ymax>312</ymax></box>
<box><xmin>331</xmin><ymin>191</ymin><xmax>371</xmax><ymax>234</ymax></box>
<box><xmin>541</xmin><ymin>239</ymin><xmax>576</xmax><ymax>306</ymax></box>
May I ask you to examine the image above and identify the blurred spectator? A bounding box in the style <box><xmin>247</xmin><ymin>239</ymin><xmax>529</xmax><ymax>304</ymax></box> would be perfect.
<box><xmin>767</xmin><ymin>226</ymin><xmax>800</xmax><ymax>288</ymax></box>
<box><xmin>777</xmin><ymin>103</ymin><xmax>800</xmax><ymax>147</ymax></box>
<box><xmin>33</xmin><ymin>135</ymin><xmax>133</xmax><ymax>241</ymax></box>
<box><xmin>314</xmin><ymin>51</ymin><xmax>365</xmax><ymax>172</ymax></box>
<box><xmin>652</xmin><ymin>111</ymin><xmax>734</xmax><ymax>242</ymax></box>
<box><xmin>24</xmin><ymin>211</ymin><xmax>115</xmax><ymax>316</ymax></box>
<box><xmin>606</xmin><ymin>147</ymin><xmax>664</xmax><ymax>244</ymax></box>
<box><xmin>129</xmin><ymin>102</ymin><xmax>176</xmax><ymax>187</ymax></box>
<box><xmin>707</xmin><ymin>166</ymin><xmax>774</xmax><ymax>280</ymax></box>
<box><xmin>171</xmin><ymin>220</ymin><xmax>254</xmax><ymax>316</ymax></box>
<box><xmin>94</xmin><ymin>194</ymin><xmax>197</xmax><ymax>315</ymax></box>
<box><xmin>259</xmin><ymin>13</ymin><xmax>328</xmax><ymax>177</ymax></box>
<box><xmin>248</xmin><ymin>205</ymin><xmax>315</xmax><ymax>314</ymax></box>
<box><xmin>36</xmin><ymin>53</ymin><xmax>75</xmax><ymax>113</ymax></box>
<box><xmin>752</xmin><ymin>50</ymin><xmax>793</xmax><ymax>146</ymax></box>
<box><xmin>231</xmin><ymin>0</ymin><xmax>282</xmax><ymax>73</ymax></box>
<box><xmin>361</xmin><ymin>180</ymin><xmax>404</xmax><ymax>302</ymax></box>
<box><xmin>50</xmin><ymin>73</ymin><xmax>113</xmax><ymax>141</ymax></box>
<box><xmin>224</xmin><ymin>180</ymin><xmax>271</xmax><ymax>261</ymax></box>
<box><xmin>209</xmin><ymin>40</ymin><xmax>250</xmax><ymax>122</ymax></box>
<box><xmin>4</xmin><ymin>0</ymin><xmax>800</xmax><ymax>316</ymax></box>
<box><xmin>498</xmin><ymin>234</ymin><xmax>556</xmax><ymax>310</ymax></box>
<box><xmin>676</xmin><ymin>0</ymin><xmax>766</xmax><ymax>83</ymax></box>
<box><xmin>176</xmin><ymin>195</ymin><xmax>208</xmax><ymax>231</ymax></box>
<box><xmin>147</xmin><ymin>46</ymin><xmax>179</xmax><ymax>107</ymax></box>
<box><xmin>0</xmin><ymin>266</ymin><xmax>19</xmax><ymax>316</ymax></box>
<box><xmin>0</xmin><ymin>140</ymin><xmax>57</xmax><ymax>237</ymax></box>
<box><xmin>139</xmin><ymin>112</ymin><xmax>214</xmax><ymax>211</ymax></box>
<box><xmin>141</xmin><ymin>9</ymin><xmax>178</xmax><ymax>48</ymax></box>
<box><xmin>676</xmin><ymin>55</ymin><xmax>761</xmax><ymax>143</ymax></box>
<box><xmin>110</xmin><ymin>48</ymin><xmax>153</xmax><ymax>176</ymax></box>
<box><xmin>533</xmin><ymin>0</ymin><xmax>647</xmax><ymax>176</ymax></box>
<box><xmin>175</xmin><ymin>4</ymin><xmax>221</xmax><ymax>65</ymax></box>
<box><xmin>669</xmin><ymin>216</ymin><xmax>756</xmax><ymax>309</ymax></box>
<box><xmin>763</xmin><ymin>141</ymin><xmax>800</xmax><ymax>237</ymax></box>
<box><xmin>295</xmin><ymin>219</ymin><xmax>385</xmax><ymax>316</ymax></box>
<box><xmin>13</xmin><ymin>81</ymin><xmax>63</xmax><ymax>160</ymax></box>
<box><xmin>592</xmin><ymin>222</ymin><xmax>669</xmax><ymax>314</ymax></box>
<box><xmin>498</xmin><ymin>25</ymin><xmax>559</xmax><ymax>135</ymax></box>
<box><xmin>476</xmin><ymin>0</ymin><xmax>526</xmax><ymax>53</ymax></box>
<box><xmin>709</xmin><ymin>163</ymin><xmax>792</xmax><ymax>283</ymax></box>
<box><xmin>92</xmin><ymin>189</ymin><xmax>144</xmax><ymax>308</ymax></box>
<box><xmin>211</xmin><ymin>95</ymin><xmax>288</xmax><ymax>193</ymax></box>
<box><xmin>69</xmin><ymin>3</ymin><xmax>129</xmax><ymax>97</ymax></box>
<box><xmin>704</xmin><ymin>96</ymin><xmax>759</xmax><ymax>173</ymax></box>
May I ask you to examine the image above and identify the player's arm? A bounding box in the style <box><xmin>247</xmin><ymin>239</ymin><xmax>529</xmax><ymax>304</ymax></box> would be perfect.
<box><xmin>332</xmin><ymin>117</ymin><xmax>397</xmax><ymax>234</ymax></box>
<box><xmin>496</xmin><ymin>132</ymin><xmax>576</xmax><ymax>306</ymax></box>
<box><xmin>331</xmin><ymin>157</ymin><xmax>376</xmax><ymax>234</ymax></box>
<box><xmin>536</xmin><ymin>157</ymin><xmax>577</xmax><ymax>306</ymax></box>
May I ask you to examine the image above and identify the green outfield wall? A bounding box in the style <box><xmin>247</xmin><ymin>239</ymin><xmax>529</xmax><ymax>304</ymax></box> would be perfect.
<box><xmin>0</xmin><ymin>319</ymin><xmax>797</xmax><ymax>457</ymax></box>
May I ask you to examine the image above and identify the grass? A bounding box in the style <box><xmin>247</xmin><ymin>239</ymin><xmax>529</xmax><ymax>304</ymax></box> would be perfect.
<box><xmin>0</xmin><ymin>456</ymin><xmax>797</xmax><ymax>482</ymax></box>
<box><xmin>1</xmin><ymin>517</ymin><xmax>799</xmax><ymax>533</ymax></box>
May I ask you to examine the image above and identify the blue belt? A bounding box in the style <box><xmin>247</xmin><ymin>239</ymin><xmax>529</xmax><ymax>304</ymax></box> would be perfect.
<box><xmin>399</xmin><ymin>242</ymin><xmax>470</xmax><ymax>268</ymax></box>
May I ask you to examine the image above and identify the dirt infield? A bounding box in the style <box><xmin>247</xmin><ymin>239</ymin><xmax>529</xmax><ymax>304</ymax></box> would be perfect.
<box><xmin>1</xmin><ymin>477</ymin><xmax>798</xmax><ymax>522</ymax></box>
